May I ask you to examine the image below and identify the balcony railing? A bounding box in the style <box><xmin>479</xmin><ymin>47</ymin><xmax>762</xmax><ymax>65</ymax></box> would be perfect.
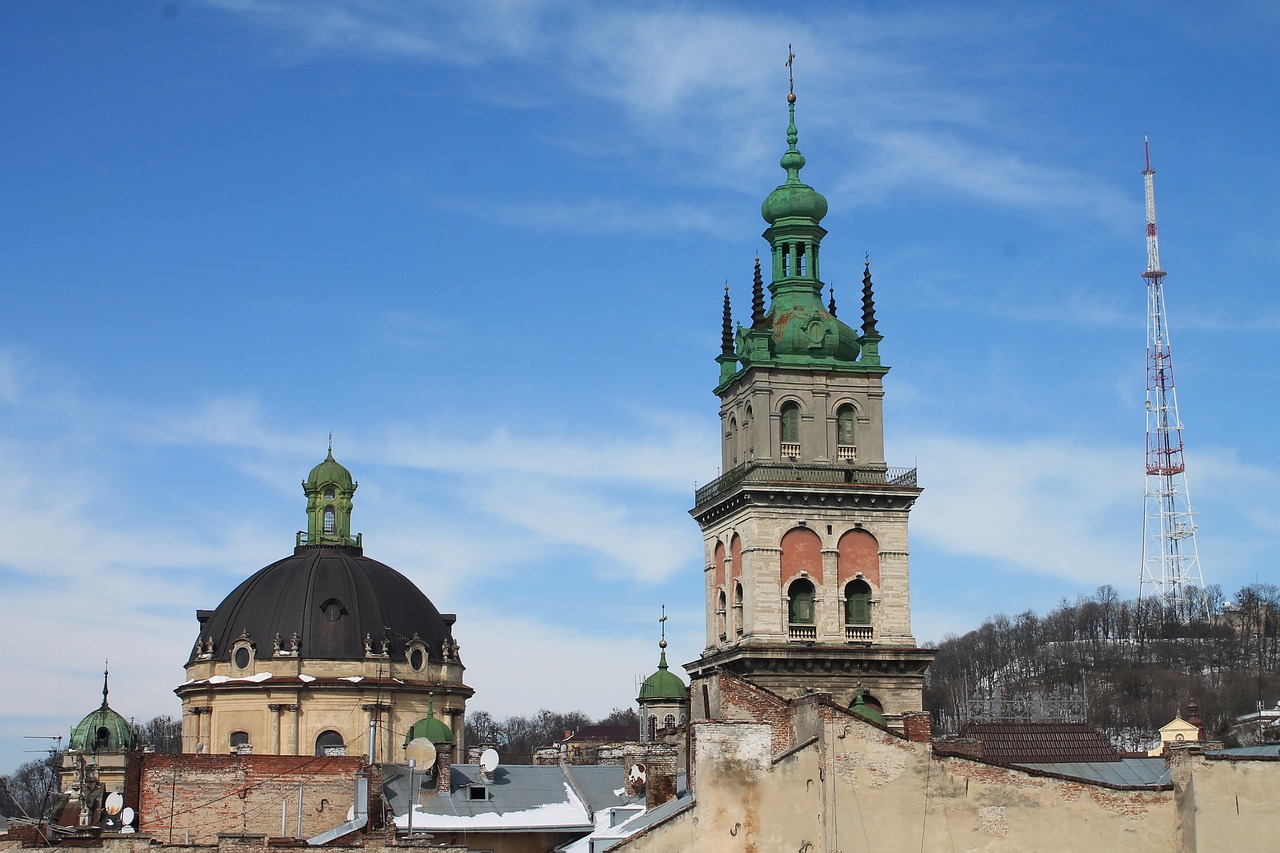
<box><xmin>788</xmin><ymin>624</ymin><xmax>817</xmax><ymax>640</ymax></box>
<box><xmin>836</xmin><ymin>445</ymin><xmax>857</xmax><ymax>462</ymax></box>
<box><xmin>846</xmin><ymin>625</ymin><xmax>874</xmax><ymax>643</ymax></box>
<box><xmin>695</xmin><ymin>461</ymin><xmax>918</xmax><ymax>506</ymax></box>
<box><xmin>779</xmin><ymin>442</ymin><xmax>801</xmax><ymax>458</ymax></box>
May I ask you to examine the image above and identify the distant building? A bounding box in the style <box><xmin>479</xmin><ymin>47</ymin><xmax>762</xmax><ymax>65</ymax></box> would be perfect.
<box><xmin>54</xmin><ymin>671</ymin><xmax>137</xmax><ymax>831</ymax></box>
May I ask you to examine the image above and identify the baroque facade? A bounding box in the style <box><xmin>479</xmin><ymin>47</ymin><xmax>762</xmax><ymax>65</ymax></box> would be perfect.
<box><xmin>175</xmin><ymin>449</ymin><xmax>472</xmax><ymax>761</ymax></box>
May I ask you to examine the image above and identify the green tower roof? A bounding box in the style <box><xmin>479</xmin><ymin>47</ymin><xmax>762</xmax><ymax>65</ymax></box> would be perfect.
<box><xmin>638</xmin><ymin>646</ymin><xmax>686</xmax><ymax>702</ymax></box>
<box><xmin>306</xmin><ymin>447</ymin><xmax>355</xmax><ymax>489</ymax></box>
<box><xmin>760</xmin><ymin>98</ymin><xmax>829</xmax><ymax>226</ymax></box>
<box><xmin>849</xmin><ymin>689</ymin><xmax>886</xmax><ymax>728</ymax></box>
<box><xmin>68</xmin><ymin>672</ymin><xmax>137</xmax><ymax>753</ymax></box>
<box><xmin>404</xmin><ymin>713</ymin><xmax>454</xmax><ymax>746</ymax></box>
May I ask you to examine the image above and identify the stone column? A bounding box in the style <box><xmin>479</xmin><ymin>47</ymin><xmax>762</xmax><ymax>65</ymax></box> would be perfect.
<box><xmin>267</xmin><ymin>705</ymin><xmax>283</xmax><ymax>755</ymax></box>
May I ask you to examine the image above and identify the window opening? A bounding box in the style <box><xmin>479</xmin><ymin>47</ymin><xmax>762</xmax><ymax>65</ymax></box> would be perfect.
<box><xmin>230</xmin><ymin>731</ymin><xmax>249</xmax><ymax>748</ymax></box>
<box><xmin>845</xmin><ymin>580</ymin><xmax>872</xmax><ymax>625</ymax></box>
<box><xmin>780</xmin><ymin>402</ymin><xmax>800</xmax><ymax>445</ymax></box>
<box><xmin>323</xmin><ymin>506</ymin><xmax>336</xmax><ymax>533</ymax></box>
<box><xmin>315</xmin><ymin>730</ymin><xmax>345</xmax><ymax>756</ymax></box>
<box><xmin>788</xmin><ymin>578</ymin><xmax>816</xmax><ymax>624</ymax></box>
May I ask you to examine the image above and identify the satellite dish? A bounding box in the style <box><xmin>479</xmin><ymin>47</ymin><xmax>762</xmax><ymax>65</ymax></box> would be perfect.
<box><xmin>479</xmin><ymin>749</ymin><xmax>499</xmax><ymax>773</ymax></box>
<box><xmin>120</xmin><ymin>807</ymin><xmax>135</xmax><ymax>826</ymax></box>
<box><xmin>405</xmin><ymin>738</ymin><xmax>437</xmax><ymax>768</ymax></box>
<box><xmin>104</xmin><ymin>792</ymin><xmax>124</xmax><ymax>815</ymax></box>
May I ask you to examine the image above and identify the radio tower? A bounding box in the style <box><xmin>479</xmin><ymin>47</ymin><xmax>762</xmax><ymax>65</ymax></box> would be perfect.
<box><xmin>1138</xmin><ymin>138</ymin><xmax>1206</xmax><ymax>617</ymax></box>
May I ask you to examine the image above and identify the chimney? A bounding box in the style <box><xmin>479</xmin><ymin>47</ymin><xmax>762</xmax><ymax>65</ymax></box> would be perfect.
<box><xmin>434</xmin><ymin>744</ymin><xmax>453</xmax><ymax>797</ymax></box>
<box><xmin>902</xmin><ymin>712</ymin><xmax>933</xmax><ymax>744</ymax></box>
<box><xmin>642</xmin><ymin>743</ymin><xmax>678</xmax><ymax>810</ymax></box>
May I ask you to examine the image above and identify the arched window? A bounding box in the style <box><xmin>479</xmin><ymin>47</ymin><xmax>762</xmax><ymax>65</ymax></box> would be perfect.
<box><xmin>845</xmin><ymin>579</ymin><xmax>872</xmax><ymax>625</ymax></box>
<box><xmin>728</xmin><ymin>416</ymin><xmax>738</xmax><ymax>467</ymax></box>
<box><xmin>230</xmin><ymin>731</ymin><xmax>249</xmax><ymax>748</ymax></box>
<box><xmin>836</xmin><ymin>404</ymin><xmax>856</xmax><ymax>460</ymax></box>
<box><xmin>733</xmin><ymin>582</ymin><xmax>744</xmax><ymax>637</ymax></box>
<box><xmin>323</xmin><ymin>506</ymin><xmax>336</xmax><ymax>533</ymax></box>
<box><xmin>780</xmin><ymin>402</ymin><xmax>800</xmax><ymax>446</ymax></box>
<box><xmin>315</xmin><ymin>730</ymin><xmax>345</xmax><ymax>756</ymax></box>
<box><xmin>717</xmin><ymin>589</ymin><xmax>728</xmax><ymax>640</ymax></box>
<box><xmin>323</xmin><ymin>487</ymin><xmax>335</xmax><ymax>501</ymax></box>
<box><xmin>663</xmin><ymin>714</ymin><xmax>676</xmax><ymax>729</ymax></box>
<box><xmin>744</xmin><ymin>404</ymin><xmax>754</xmax><ymax>459</ymax></box>
<box><xmin>788</xmin><ymin>578</ymin><xmax>816</xmax><ymax>624</ymax></box>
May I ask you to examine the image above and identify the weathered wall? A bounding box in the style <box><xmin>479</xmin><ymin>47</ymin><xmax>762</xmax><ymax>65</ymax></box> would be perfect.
<box><xmin>136</xmin><ymin>753</ymin><xmax>367</xmax><ymax>844</ymax></box>
<box><xmin>621</xmin><ymin>716</ymin><xmax>1178</xmax><ymax>853</ymax></box>
<box><xmin>1171</xmin><ymin>754</ymin><xmax>1280</xmax><ymax>852</ymax></box>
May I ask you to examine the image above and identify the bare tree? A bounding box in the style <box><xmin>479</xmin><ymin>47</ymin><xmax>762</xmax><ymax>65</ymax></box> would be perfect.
<box><xmin>0</xmin><ymin>756</ymin><xmax>59</xmax><ymax>819</ymax></box>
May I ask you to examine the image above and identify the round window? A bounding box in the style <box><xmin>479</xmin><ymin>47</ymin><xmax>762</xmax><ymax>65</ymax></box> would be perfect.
<box><xmin>234</xmin><ymin>647</ymin><xmax>251</xmax><ymax>669</ymax></box>
<box><xmin>321</xmin><ymin>599</ymin><xmax>344</xmax><ymax>622</ymax></box>
<box><xmin>409</xmin><ymin>648</ymin><xmax>424</xmax><ymax>670</ymax></box>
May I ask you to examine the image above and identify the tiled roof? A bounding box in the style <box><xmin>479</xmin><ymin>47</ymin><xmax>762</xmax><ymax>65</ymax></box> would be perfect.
<box><xmin>957</xmin><ymin>722</ymin><xmax>1120</xmax><ymax>764</ymax></box>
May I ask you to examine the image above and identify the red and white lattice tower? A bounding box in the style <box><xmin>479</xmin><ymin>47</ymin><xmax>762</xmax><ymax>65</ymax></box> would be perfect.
<box><xmin>1138</xmin><ymin>138</ymin><xmax>1206</xmax><ymax>615</ymax></box>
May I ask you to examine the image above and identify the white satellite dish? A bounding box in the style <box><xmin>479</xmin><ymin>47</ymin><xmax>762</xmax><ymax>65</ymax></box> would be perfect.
<box><xmin>405</xmin><ymin>738</ymin><xmax>437</xmax><ymax>768</ymax></box>
<box><xmin>120</xmin><ymin>807</ymin><xmax>135</xmax><ymax>826</ymax></box>
<box><xmin>104</xmin><ymin>792</ymin><xmax>124</xmax><ymax>816</ymax></box>
<box><xmin>479</xmin><ymin>748</ymin><xmax>499</xmax><ymax>773</ymax></box>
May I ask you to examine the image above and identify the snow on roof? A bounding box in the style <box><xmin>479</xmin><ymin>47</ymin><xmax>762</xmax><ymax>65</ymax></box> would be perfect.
<box><xmin>393</xmin><ymin>781</ymin><xmax>591</xmax><ymax>832</ymax></box>
<box><xmin>298</xmin><ymin>673</ymin><xmax>316</xmax><ymax>682</ymax></box>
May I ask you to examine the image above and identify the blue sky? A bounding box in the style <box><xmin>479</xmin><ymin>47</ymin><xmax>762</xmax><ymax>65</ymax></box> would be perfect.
<box><xmin>2</xmin><ymin>1</ymin><xmax>1278</xmax><ymax>773</ymax></box>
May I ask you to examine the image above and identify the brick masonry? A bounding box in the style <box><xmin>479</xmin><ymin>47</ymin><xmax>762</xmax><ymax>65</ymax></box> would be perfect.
<box><xmin>136</xmin><ymin>753</ymin><xmax>368</xmax><ymax>844</ymax></box>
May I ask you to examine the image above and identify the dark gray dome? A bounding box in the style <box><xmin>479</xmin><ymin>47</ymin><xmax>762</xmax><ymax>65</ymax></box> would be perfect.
<box><xmin>191</xmin><ymin>546</ymin><xmax>453</xmax><ymax>665</ymax></box>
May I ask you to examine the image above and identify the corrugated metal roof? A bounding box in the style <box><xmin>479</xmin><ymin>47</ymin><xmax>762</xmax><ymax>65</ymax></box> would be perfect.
<box><xmin>1207</xmin><ymin>745</ymin><xmax>1280</xmax><ymax>758</ymax></box>
<box><xmin>383</xmin><ymin>763</ymin><xmax>633</xmax><ymax>832</ymax></box>
<box><xmin>1015</xmin><ymin>758</ymin><xmax>1170</xmax><ymax>788</ymax></box>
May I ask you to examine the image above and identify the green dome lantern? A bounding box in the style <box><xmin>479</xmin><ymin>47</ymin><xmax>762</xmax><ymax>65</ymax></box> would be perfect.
<box><xmin>760</xmin><ymin>100</ymin><xmax>828</xmax><ymax>226</ymax></box>
<box><xmin>300</xmin><ymin>440</ymin><xmax>361</xmax><ymax>550</ymax></box>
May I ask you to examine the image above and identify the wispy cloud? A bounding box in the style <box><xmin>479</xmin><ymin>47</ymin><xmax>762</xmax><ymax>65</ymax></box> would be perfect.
<box><xmin>201</xmin><ymin>1</ymin><xmax>1128</xmax><ymax>230</ymax></box>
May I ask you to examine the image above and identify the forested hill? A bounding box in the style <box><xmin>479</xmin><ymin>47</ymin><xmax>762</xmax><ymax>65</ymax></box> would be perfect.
<box><xmin>924</xmin><ymin>584</ymin><xmax>1280</xmax><ymax>750</ymax></box>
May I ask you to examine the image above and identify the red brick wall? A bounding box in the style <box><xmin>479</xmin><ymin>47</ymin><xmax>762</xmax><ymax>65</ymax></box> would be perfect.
<box><xmin>780</xmin><ymin>527</ymin><xmax>823</xmax><ymax>586</ymax></box>
<box><xmin>837</xmin><ymin>529</ymin><xmax>879</xmax><ymax>588</ymax></box>
<box><xmin>717</xmin><ymin>672</ymin><xmax>794</xmax><ymax>757</ymax></box>
<box><xmin>902</xmin><ymin>712</ymin><xmax>933</xmax><ymax>743</ymax></box>
<box><xmin>137</xmin><ymin>753</ymin><xmax>367</xmax><ymax>844</ymax></box>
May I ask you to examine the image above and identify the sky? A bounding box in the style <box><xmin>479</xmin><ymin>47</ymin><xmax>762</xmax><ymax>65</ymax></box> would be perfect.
<box><xmin>1</xmin><ymin>1</ymin><xmax>1278</xmax><ymax>773</ymax></box>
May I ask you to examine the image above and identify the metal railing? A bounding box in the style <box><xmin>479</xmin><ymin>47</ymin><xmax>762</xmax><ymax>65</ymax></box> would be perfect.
<box><xmin>695</xmin><ymin>461</ymin><xmax>918</xmax><ymax>506</ymax></box>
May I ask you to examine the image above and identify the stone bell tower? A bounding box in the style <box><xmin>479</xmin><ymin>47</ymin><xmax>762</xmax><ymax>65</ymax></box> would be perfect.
<box><xmin>686</xmin><ymin>88</ymin><xmax>933</xmax><ymax>731</ymax></box>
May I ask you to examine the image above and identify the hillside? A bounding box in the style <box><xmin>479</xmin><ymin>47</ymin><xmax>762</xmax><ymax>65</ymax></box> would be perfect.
<box><xmin>925</xmin><ymin>584</ymin><xmax>1280</xmax><ymax>750</ymax></box>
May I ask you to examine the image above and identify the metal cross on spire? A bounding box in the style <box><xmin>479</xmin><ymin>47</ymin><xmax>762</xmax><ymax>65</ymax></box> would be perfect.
<box><xmin>785</xmin><ymin>44</ymin><xmax>796</xmax><ymax>96</ymax></box>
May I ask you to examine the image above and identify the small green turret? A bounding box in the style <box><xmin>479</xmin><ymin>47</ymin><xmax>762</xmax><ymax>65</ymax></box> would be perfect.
<box><xmin>299</xmin><ymin>440</ymin><xmax>360</xmax><ymax>550</ymax></box>
<box><xmin>68</xmin><ymin>670</ymin><xmax>137</xmax><ymax>753</ymax></box>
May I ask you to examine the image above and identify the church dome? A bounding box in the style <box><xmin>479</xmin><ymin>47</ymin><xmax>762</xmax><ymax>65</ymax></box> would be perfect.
<box><xmin>404</xmin><ymin>713</ymin><xmax>455</xmax><ymax>745</ymax></box>
<box><xmin>306</xmin><ymin>449</ymin><xmax>354</xmax><ymax>489</ymax></box>
<box><xmin>69</xmin><ymin>705</ymin><xmax>137</xmax><ymax>754</ymax></box>
<box><xmin>190</xmin><ymin>547</ymin><xmax>453</xmax><ymax>666</ymax></box>
<box><xmin>638</xmin><ymin>649</ymin><xmax>686</xmax><ymax>701</ymax></box>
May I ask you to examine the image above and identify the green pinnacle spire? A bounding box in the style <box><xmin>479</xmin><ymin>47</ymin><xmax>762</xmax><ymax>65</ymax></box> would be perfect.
<box><xmin>714</xmin><ymin>85</ymin><xmax>889</xmax><ymax>394</ymax></box>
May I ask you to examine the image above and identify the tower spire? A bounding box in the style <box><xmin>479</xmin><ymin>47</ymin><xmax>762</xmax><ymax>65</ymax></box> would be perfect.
<box><xmin>828</xmin><ymin>285</ymin><xmax>838</xmax><ymax>318</ymax></box>
<box><xmin>102</xmin><ymin>661</ymin><xmax>109</xmax><ymax>708</ymax></box>
<box><xmin>1138</xmin><ymin>139</ymin><xmax>1206</xmax><ymax>618</ymax></box>
<box><xmin>720</xmin><ymin>284</ymin><xmax>734</xmax><ymax>356</ymax></box>
<box><xmin>751</xmin><ymin>255</ymin><xmax>766</xmax><ymax>328</ymax></box>
<box><xmin>861</xmin><ymin>257</ymin><xmax>879</xmax><ymax>337</ymax></box>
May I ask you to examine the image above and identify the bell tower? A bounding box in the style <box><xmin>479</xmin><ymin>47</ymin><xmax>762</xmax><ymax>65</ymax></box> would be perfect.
<box><xmin>687</xmin><ymin>84</ymin><xmax>933</xmax><ymax>730</ymax></box>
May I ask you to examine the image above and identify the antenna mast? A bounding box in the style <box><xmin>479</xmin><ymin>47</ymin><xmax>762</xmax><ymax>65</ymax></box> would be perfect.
<box><xmin>1138</xmin><ymin>138</ymin><xmax>1207</xmax><ymax>617</ymax></box>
